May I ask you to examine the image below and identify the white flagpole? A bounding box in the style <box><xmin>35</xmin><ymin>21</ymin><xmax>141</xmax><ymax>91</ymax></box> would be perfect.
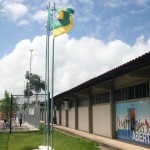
<box><xmin>44</xmin><ymin>20</ymin><xmax>48</xmax><ymax>145</ymax></box>
<box><xmin>50</xmin><ymin>2</ymin><xmax>55</xmax><ymax>150</ymax></box>
<box><xmin>47</xmin><ymin>2</ymin><xmax>50</xmax><ymax>150</ymax></box>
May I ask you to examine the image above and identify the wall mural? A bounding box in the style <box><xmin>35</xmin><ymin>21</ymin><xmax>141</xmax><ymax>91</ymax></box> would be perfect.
<box><xmin>116</xmin><ymin>99</ymin><xmax>150</xmax><ymax>146</ymax></box>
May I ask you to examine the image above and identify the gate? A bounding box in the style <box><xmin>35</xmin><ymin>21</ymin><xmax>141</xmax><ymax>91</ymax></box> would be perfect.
<box><xmin>11</xmin><ymin>94</ymin><xmax>45</xmax><ymax>131</ymax></box>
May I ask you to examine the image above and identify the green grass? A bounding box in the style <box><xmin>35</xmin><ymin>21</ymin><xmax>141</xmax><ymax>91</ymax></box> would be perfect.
<box><xmin>54</xmin><ymin>131</ymin><xmax>99</xmax><ymax>150</ymax></box>
<box><xmin>0</xmin><ymin>132</ymin><xmax>43</xmax><ymax>150</ymax></box>
<box><xmin>0</xmin><ymin>131</ymin><xmax>100</xmax><ymax>150</ymax></box>
<box><xmin>0</xmin><ymin>132</ymin><xmax>9</xmax><ymax>150</ymax></box>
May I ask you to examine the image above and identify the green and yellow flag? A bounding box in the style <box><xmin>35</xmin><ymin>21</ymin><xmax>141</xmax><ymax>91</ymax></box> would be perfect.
<box><xmin>49</xmin><ymin>8</ymin><xmax>74</xmax><ymax>37</ymax></box>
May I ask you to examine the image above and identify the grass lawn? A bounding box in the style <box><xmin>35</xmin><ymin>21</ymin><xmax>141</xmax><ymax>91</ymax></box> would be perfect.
<box><xmin>0</xmin><ymin>131</ymin><xmax>100</xmax><ymax>150</ymax></box>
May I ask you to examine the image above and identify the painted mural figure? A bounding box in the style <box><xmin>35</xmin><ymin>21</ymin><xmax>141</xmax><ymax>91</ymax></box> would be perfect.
<box><xmin>116</xmin><ymin>100</ymin><xmax>150</xmax><ymax>146</ymax></box>
<box><xmin>144</xmin><ymin>119</ymin><xmax>149</xmax><ymax>133</ymax></box>
<box><xmin>137</xmin><ymin>119</ymin><xmax>143</xmax><ymax>132</ymax></box>
<box><xmin>129</xmin><ymin>104</ymin><xmax>136</xmax><ymax>131</ymax></box>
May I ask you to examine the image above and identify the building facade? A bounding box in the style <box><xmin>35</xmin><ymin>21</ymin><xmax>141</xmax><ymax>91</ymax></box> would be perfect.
<box><xmin>53</xmin><ymin>52</ymin><xmax>150</xmax><ymax>147</ymax></box>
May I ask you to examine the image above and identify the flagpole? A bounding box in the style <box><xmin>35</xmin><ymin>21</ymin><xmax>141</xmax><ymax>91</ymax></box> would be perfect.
<box><xmin>50</xmin><ymin>2</ymin><xmax>55</xmax><ymax>150</ymax></box>
<box><xmin>50</xmin><ymin>37</ymin><xmax>54</xmax><ymax>150</ymax></box>
<box><xmin>44</xmin><ymin>18</ymin><xmax>48</xmax><ymax>146</ymax></box>
<box><xmin>47</xmin><ymin>2</ymin><xmax>50</xmax><ymax>150</ymax></box>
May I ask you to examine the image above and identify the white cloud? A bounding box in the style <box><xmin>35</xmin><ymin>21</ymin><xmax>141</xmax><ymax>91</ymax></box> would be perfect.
<box><xmin>135</xmin><ymin>0</ymin><xmax>149</xmax><ymax>6</ymax></box>
<box><xmin>0</xmin><ymin>39</ymin><xmax>32</xmax><ymax>98</ymax></box>
<box><xmin>122</xmin><ymin>35</ymin><xmax>150</xmax><ymax>62</ymax></box>
<box><xmin>100</xmin><ymin>0</ymin><xmax>149</xmax><ymax>8</ymax></box>
<box><xmin>1</xmin><ymin>2</ymin><xmax>28</xmax><ymax>20</ymax></box>
<box><xmin>32</xmin><ymin>10</ymin><xmax>47</xmax><ymax>24</ymax></box>
<box><xmin>18</xmin><ymin>19</ymin><xmax>29</xmax><ymax>26</ymax></box>
<box><xmin>0</xmin><ymin>35</ymin><xmax>149</xmax><ymax>98</ymax></box>
<box><xmin>55</xmin><ymin>0</ymin><xmax>73</xmax><ymax>8</ymax></box>
<box><xmin>102</xmin><ymin>0</ymin><xmax>129</xmax><ymax>8</ymax></box>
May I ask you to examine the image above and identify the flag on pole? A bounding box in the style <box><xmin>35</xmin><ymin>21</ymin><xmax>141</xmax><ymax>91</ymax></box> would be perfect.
<box><xmin>49</xmin><ymin>8</ymin><xmax>74</xmax><ymax>37</ymax></box>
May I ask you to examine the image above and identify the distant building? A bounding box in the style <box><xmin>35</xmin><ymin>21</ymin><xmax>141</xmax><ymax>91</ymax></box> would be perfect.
<box><xmin>0</xmin><ymin>112</ymin><xmax>16</xmax><ymax>121</ymax></box>
<box><xmin>0</xmin><ymin>112</ymin><xmax>7</xmax><ymax>120</ymax></box>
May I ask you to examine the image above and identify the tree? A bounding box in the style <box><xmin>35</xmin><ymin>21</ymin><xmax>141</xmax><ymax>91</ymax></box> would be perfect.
<box><xmin>24</xmin><ymin>72</ymin><xmax>45</xmax><ymax>104</ymax></box>
<box><xmin>12</xmin><ymin>97</ymin><xmax>19</xmax><ymax>111</ymax></box>
<box><xmin>24</xmin><ymin>71</ymin><xmax>33</xmax><ymax>97</ymax></box>
<box><xmin>0</xmin><ymin>90</ymin><xmax>19</xmax><ymax>121</ymax></box>
<box><xmin>30</xmin><ymin>74</ymin><xmax>45</xmax><ymax>104</ymax></box>
<box><xmin>24</xmin><ymin>82</ymin><xmax>33</xmax><ymax>97</ymax></box>
<box><xmin>0</xmin><ymin>91</ymin><xmax>11</xmax><ymax>120</ymax></box>
<box><xmin>21</xmin><ymin>102</ymin><xmax>28</xmax><ymax>110</ymax></box>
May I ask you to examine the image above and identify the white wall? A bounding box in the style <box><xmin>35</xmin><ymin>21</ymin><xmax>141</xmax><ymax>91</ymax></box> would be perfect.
<box><xmin>61</xmin><ymin>110</ymin><xmax>66</xmax><ymax>126</ymax></box>
<box><xmin>56</xmin><ymin>110</ymin><xmax>59</xmax><ymax>124</ymax></box>
<box><xmin>68</xmin><ymin>107</ymin><xmax>75</xmax><ymax>129</ymax></box>
<box><xmin>92</xmin><ymin>104</ymin><xmax>111</xmax><ymax>138</ymax></box>
<box><xmin>78</xmin><ymin>106</ymin><xmax>89</xmax><ymax>132</ymax></box>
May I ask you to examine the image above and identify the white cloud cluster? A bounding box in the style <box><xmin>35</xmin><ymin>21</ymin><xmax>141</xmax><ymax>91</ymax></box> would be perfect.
<box><xmin>18</xmin><ymin>19</ymin><xmax>29</xmax><ymax>26</ymax></box>
<box><xmin>100</xmin><ymin>0</ymin><xmax>149</xmax><ymax>8</ymax></box>
<box><xmin>1</xmin><ymin>1</ymin><xmax>28</xmax><ymax>21</ymax></box>
<box><xmin>0</xmin><ymin>35</ymin><xmax>149</xmax><ymax>98</ymax></box>
<box><xmin>0</xmin><ymin>0</ymin><xmax>48</xmax><ymax>25</ymax></box>
<box><xmin>32</xmin><ymin>10</ymin><xmax>47</xmax><ymax>24</ymax></box>
<box><xmin>0</xmin><ymin>0</ymin><xmax>72</xmax><ymax>26</ymax></box>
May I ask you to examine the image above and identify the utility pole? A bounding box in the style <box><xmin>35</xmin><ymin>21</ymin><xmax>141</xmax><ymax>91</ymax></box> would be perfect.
<box><xmin>28</xmin><ymin>49</ymin><xmax>33</xmax><ymax>107</ymax></box>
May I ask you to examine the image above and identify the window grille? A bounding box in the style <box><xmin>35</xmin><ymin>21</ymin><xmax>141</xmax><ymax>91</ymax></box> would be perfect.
<box><xmin>92</xmin><ymin>92</ymin><xmax>110</xmax><ymax>105</ymax></box>
<box><xmin>78</xmin><ymin>99</ymin><xmax>88</xmax><ymax>106</ymax></box>
<box><xmin>115</xmin><ymin>81</ymin><xmax>149</xmax><ymax>102</ymax></box>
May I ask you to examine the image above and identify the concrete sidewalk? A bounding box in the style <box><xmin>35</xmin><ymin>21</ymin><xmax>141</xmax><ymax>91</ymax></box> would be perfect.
<box><xmin>23</xmin><ymin>122</ymin><xmax>39</xmax><ymax>131</ymax></box>
<box><xmin>14</xmin><ymin>118</ymin><xmax>38</xmax><ymax>131</ymax></box>
<box><xmin>12</xmin><ymin>121</ymin><xmax>38</xmax><ymax>131</ymax></box>
<box><xmin>54</xmin><ymin>125</ymin><xmax>149</xmax><ymax>150</ymax></box>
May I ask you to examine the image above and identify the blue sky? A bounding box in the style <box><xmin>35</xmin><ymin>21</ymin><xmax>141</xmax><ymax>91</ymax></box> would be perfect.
<box><xmin>0</xmin><ymin>0</ymin><xmax>150</xmax><ymax>98</ymax></box>
<box><xmin>0</xmin><ymin>0</ymin><xmax>150</xmax><ymax>57</ymax></box>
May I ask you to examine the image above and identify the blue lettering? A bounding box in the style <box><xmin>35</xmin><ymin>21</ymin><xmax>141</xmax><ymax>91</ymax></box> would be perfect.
<box><xmin>117</xmin><ymin>129</ymin><xmax>132</xmax><ymax>140</ymax></box>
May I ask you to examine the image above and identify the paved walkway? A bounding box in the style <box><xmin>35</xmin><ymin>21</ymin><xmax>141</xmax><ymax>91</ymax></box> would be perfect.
<box><xmin>54</xmin><ymin>125</ymin><xmax>150</xmax><ymax>150</ymax></box>
<box><xmin>13</xmin><ymin>119</ymin><xmax>38</xmax><ymax>131</ymax></box>
<box><xmin>0</xmin><ymin>120</ymin><xmax>38</xmax><ymax>132</ymax></box>
<box><xmin>23</xmin><ymin>122</ymin><xmax>39</xmax><ymax>131</ymax></box>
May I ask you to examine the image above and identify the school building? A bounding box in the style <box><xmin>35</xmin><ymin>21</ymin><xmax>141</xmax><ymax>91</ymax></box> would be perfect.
<box><xmin>53</xmin><ymin>51</ymin><xmax>150</xmax><ymax>147</ymax></box>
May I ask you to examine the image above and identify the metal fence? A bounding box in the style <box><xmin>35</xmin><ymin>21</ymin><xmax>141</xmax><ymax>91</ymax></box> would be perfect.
<box><xmin>0</xmin><ymin>105</ymin><xmax>11</xmax><ymax>132</ymax></box>
<box><xmin>24</xmin><ymin>105</ymin><xmax>40</xmax><ymax>128</ymax></box>
<box><xmin>0</xmin><ymin>102</ymin><xmax>18</xmax><ymax>133</ymax></box>
<box><xmin>13</xmin><ymin>94</ymin><xmax>45</xmax><ymax>129</ymax></box>
<box><xmin>0</xmin><ymin>94</ymin><xmax>45</xmax><ymax>133</ymax></box>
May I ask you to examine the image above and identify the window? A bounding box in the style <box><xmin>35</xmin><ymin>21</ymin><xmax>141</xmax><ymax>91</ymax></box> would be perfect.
<box><xmin>114</xmin><ymin>82</ymin><xmax>149</xmax><ymax>102</ymax></box>
<box><xmin>135</xmin><ymin>82</ymin><xmax>149</xmax><ymax>98</ymax></box>
<box><xmin>128</xmin><ymin>86</ymin><xmax>134</xmax><ymax>99</ymax></box>
<box><xmin>78</xmin><ymin>99</ymin><xmax>88</xmax><ymax>106</ymax></box>
<box><xmin>92</xmin><ymin>92</ymin><xmax>110</xmax><ymax>105</ymax></box>
<box><xmin>70</xmin><ymin>100</ymin><xmax>75</xmax><ymax>107</ymax></box>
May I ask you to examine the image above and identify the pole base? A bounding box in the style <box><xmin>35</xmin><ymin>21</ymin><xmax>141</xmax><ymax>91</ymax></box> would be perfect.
<box><xmin>33</xmin><ymin>145</ymin><xmax>54</xmax><ymax>150</ymax></box>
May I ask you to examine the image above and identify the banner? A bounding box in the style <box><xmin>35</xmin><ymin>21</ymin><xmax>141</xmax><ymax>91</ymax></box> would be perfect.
<box><xmin>116</xmin><ymin>99</ymin><xmax>150</xmax><ymax>146</ymax></box>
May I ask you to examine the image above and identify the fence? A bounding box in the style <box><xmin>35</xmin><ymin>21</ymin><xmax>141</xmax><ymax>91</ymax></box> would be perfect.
<box><xmin>0</xmin><ymin>94</ymin><xmax>46</xmax><ymax>133</ymax></box>
<box><xmin>13</xmin><ymin>94</ymin><xmax>45</xmax><ymax>130</ymax></box>
<box><xmin>0</xmin><ymin>103</ymin><xmax>17</xmax><ymax>132</ymax></box>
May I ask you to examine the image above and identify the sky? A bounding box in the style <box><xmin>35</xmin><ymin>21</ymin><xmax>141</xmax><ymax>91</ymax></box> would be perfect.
<box><xmin>0</xmin><ymin>0</ymin><xmax>150</xmax><ymax>98</ymax></box>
